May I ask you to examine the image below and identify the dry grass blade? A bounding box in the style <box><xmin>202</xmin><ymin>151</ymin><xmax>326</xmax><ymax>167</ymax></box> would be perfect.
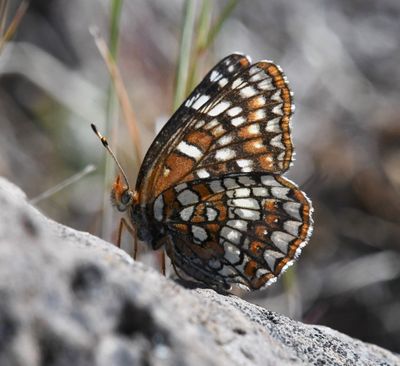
<box><xmin>29</xmin><ymin>165</ymin><xmax>96</xmax><ymax>205</ymax></box>
<box><xmin>90</xmin><ymin>26</ymin><xmax>142</xmax><ymax>163</ymax></box>
<box><xmin>0</xmin><ymin>0</ymin><xmax>29</xmax><ymax>54</ymax></box>
<box><xmin>0</xmin><ymin>0</ymin><xmax>8</xmax><ymax>36</ymax></box>
<box><xmin>173</xmin><ymin>0</ymin><xmax>196</xmax><ymax>111</ymax></box>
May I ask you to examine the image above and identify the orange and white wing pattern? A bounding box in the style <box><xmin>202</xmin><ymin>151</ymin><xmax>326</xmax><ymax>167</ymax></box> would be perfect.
<box><xmin>129</xmin><ymin>54</ymin><xmax>313</xmax><ymax>292</ymax></box>
<box><xmin>150</xmin><ymin>173</ymin><xmax>312</xmax><ymax>290</ymax></box>
<box><xmin>135</xmin><ymin>54</ymin><xmax>294</xmax><ymax>202</ymax></box>
<box><xmin>136</xmin><ymin>53</ymin><xmax>251</xmax><ymax>202</ymax></box>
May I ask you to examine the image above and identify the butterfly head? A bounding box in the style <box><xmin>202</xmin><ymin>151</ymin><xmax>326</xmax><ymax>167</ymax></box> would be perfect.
<box><xmin>110</xmin><ymin>175</ymin><xmax>138</xmax><ymax>212</ymax></box>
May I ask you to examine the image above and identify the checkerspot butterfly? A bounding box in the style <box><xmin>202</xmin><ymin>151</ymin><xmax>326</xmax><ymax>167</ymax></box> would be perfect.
<box><xmin>93</xmin><ymin>53</ymin><xmax>313</xmax><ymax>291</ymax></box>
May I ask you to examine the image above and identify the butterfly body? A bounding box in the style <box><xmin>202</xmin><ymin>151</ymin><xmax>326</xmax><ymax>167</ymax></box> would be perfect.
<box><xmin>105</xmin><ymin>53</ymin><xmax>313</xmax><ymax>291</ymax></box>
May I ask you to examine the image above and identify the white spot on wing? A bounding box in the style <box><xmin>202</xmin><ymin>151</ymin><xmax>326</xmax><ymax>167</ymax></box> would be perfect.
<box><xmin>261</xmin><ymin>175</ymin><xmax>280</xmax><ymax>187</ymax></box>
<box><xmin>196</xmin><ymin>169</ymin><xmax>210</xmax><ymax>178</ymax></box>
<box><xmin>210</xmin><ymin>70</ymin><xmax>220</xmax><ymax>81</ymax></box>
<box><xmin>231</xmin><ymin>116</ymin><xmax>246</xmax><ymax>126</ymax></box>
<box><xmin>271</xmin><ymin>187</ymin><xmax>290</xmax><ymax>200</ymax></box>
<box><xmin>218</xmin><ymin>78</ymin><xmax>228</xmax><ymax>87</ymax></box>
<box><xmin>192</xmin><ymin>225</ymin><xmax>208</xmax><ymax>244</ymax></box>
<box><xmin>227</xmin><ymin>107</ymin><xmax>242</xmax><ymax>117</ymax></box>
<box><xmin>230</xmin><ymin>198</ymin><xmax>259</xmax><ymax>210</ymax></box>
<box><xmin>234</xmin><ymin>188</ymin><xmax>251</xmax><ymax>197</ymax></box>
<box><xmin>240</xmin><ymin>86</ymin><xmax>257</xmax><ymax>98</ymax></box>
<box><xmin>283</xmin><ymin>202</ymin><xmax>302</xmax><ymax>220</ymax></box>
<box><xmin>284</xmin><ymin>220</ymin><xmax>301</xmax><ymax>236</ymax></box>
<box><xmin>208</xmin><ymin>101</ymin><xmax>231</xmax><ymax>116</ymax></box>
<box><xmin>227</xmin><ymin>219</ymin><xmax>248</xmax><ymax>230</ymax></box>
<box><xmin>223</xmin><ymin>241</ymin><xmax>241</xmax><ymax>263</ymax></box>
<box><xmin>177</xmin><ymin>141</ymin><xmax>203</xmax><ymax>160</ymax></box>
<box><xmin>247</xmin><ymin>123</ymin><xmax>261</xmax><ymax>135</ymax></box>
<box><xmin>271</xmin><ymin>90</ymin><xmax>282</xmax><ymax>102</ymax></box>
<box><xmin>250</xmin><ymin>72</ymin><xmax>263</xmax><ymax>82</ymax></box>
<box><xmin>185</xmin><ymin>93</ymin><xmax>199</xmax><ymax>107</ymax></box>
<box><xmin>234</xmin><ymin>208</ymin><xmax>260</xmax><ymax>220</ymax></box>
<box><xmin>217</xmin><ymin>133</ymin><xmax>234</xmax><ymax>146</ymax></box>
<box><xmin>265</xmin><ymin>117</ymin><xmax>281</xmax><ymax>133</ymax></box>
<box><xmin>248</xmin><ymin>66</ymin><xmax>260</xmax><ymax>75</ymax></box>
<box><xmin>258</xmin><ymin>79</ymin><xmax>274</xmax><ymax>90</ymax></box>
<box><xmin>177</xmin><ymin>189</ymin><xmax>199</xmax><ymax>206</ymax></box>
<box><xmin>264</xmin><ymin>250</ymin><xmax>285</xmax><ymax>271</ymax></box>
<box><xmin>179</xmin><ymin>206</ymin><xmax>194</xmax><ymax>221</ymax></box>
<box><xmin>277</xmin><ymin>151</ymin><xmax>286</xmax><ymax>161</ymax></box>
<box><xmin>192</xmin><ymin>95</ymin><xmax>210</xmax><ymax>110</ymax></box>
<box><xmin>209</xmin><ymin>180</ymin><xmax>224</xmax><ymax>193</ymax></box>
<box><xmin>232</xmin><ymin>78</ymin><xmax>243</xmax><ymax>89</ymax></box>
<box><xmin>238</xmin><ymin>176</ymin><xmax>256</xmax><ymax>186</ymax></box>
<box><xmin>252</xmin><ymin>187</ymin><xmax>268</xmax><ymax>197</ymax></box>
<box><xmin>215</xmin><ymin>148</ymin><xmax>236</xmax><ymax>161</ymax></box>
<box><xmin>255</xmin><ymin>268</ymin><xmax>270</xmax><ymax>278</ymax></box>
<box><xmin>224</xmin><ymin>177</ymin><xmax>239</xmax><ymax>189</ymax></box>
<box><xmin>175</xmin><ymin>183</ymin><xmax>188</xmax><ymax>192</ymax></box>
<box><xmin>272</xmin><ymin>103</ymin><xmax>283</xmax><ymax>116</ymax></box>
<box><xmin>271</xmin><ymin>231</ymin><xmax>295</xmax><ymax>253</ymax></box>
<box><xmin>270</xmin><ymin>134</ymin><xmax>285</xmax><ymax>149</ymax></box>
<box><xmin>153</xmin><ymin>195</ymin><xmax>164</xmax><ymax>222</ymax></box>
<box><xmin>237</xmin><ymin>159</ymin><xmax>253</xmax><ymax>172</ymax></box>
<box><xmin>206</xmin><ymin>207</ymin><xmax>218</xmax><ymax>221</ymax></box>
<box><xmin>221</xmin><ymin>227</ymin><xmax>241</xmax><ymax>245</ymax></box>
<box><xmin>194</xmin><ymin>120</ymin><xmax>205</xmax><ymax>129</ymax></box>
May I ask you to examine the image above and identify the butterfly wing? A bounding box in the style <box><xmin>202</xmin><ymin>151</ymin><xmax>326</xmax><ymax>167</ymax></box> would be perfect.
<box><xmin>136</xmin><ymin>56</ymin><xmax>294</xmax><ymax>203</ymax></box>
<box><xmin>152</xmin><ymin>173</ymin><xmax>312</xmax><ymax>290</ymax></box>
<box><xmin>136</xmin><ymin>53</ymin><xmax>251</xmax><ymax>201</ymax></box>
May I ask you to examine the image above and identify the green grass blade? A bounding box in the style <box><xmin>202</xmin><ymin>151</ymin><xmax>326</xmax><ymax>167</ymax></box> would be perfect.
<box><xmin>109</xmin><ymin>0</ymin><xmax>123</xmax><ymax>58</ymax></box>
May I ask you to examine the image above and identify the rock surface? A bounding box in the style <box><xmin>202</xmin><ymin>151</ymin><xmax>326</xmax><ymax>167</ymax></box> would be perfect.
<box><xmin>0</xmin><ymin>177</ymin><xmax>399</xmax><ymax>366</ymax></box>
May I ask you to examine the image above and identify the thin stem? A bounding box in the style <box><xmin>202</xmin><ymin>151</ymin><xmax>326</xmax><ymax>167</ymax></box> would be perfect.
<box><xmin>0</xmin><ymin>0</ymin><xmax>29</xmax><ymax>54</ymax></box>
<box><xmin>173</xmin><ymin>0</ymin><xmax>196</xmax><ymax>111</ymax></box>
<box><xmin>91</xmin><ymin>27</ymin><xmax>142</xmax><ymax>162</ymax></box>
<box><xmin>29</xmin><ymin>165</ymin><xmax>96</xmax><ymax>205</ymax></box>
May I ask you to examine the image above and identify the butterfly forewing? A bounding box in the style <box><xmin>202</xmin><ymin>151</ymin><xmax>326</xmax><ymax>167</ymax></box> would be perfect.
<box><xmin>136</xmin><ymin>53</ymin><xmax>251</xmax><ymax>203</ymax></box>
<box><xmin>152</xmin><ymin>173</ymin><xmax>312</xmax><ymax>290</ymax></box>
<box><xmin>138</xmin><ymin>58</ymin><xmax>294</xmax><ymax>202</ymax></box>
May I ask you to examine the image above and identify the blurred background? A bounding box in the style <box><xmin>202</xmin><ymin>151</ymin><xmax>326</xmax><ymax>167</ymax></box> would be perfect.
<box><xmin>1</xmin><ymin>0</ymin><xmax>399</xmax><ymax>354</ymax></box>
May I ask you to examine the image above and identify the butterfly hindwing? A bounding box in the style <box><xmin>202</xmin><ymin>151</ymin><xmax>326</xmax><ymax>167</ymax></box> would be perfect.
<box><xmin>152</xmin><ymin>173</ymin><xmax>312</xmax><ymax>290</ymax></box>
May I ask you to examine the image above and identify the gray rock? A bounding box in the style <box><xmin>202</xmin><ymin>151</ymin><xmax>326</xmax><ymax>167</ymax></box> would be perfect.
<box><xmin>0</xmin><ymin>177</ymin><xmax>399</xmax><ymax>366</ymax></box>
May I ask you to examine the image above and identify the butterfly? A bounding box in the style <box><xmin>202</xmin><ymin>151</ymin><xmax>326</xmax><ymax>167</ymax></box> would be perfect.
<box><xmin>93</xmin><ymin>53</ymin><xmax>313</xmax><ymax>291</ymax></box>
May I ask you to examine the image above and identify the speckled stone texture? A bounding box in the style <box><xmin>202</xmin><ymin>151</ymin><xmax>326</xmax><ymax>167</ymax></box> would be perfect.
<box><xmin>0</xmin><ymin>177</ymin><xmax>399</xmax><ymax>366</ymax></box>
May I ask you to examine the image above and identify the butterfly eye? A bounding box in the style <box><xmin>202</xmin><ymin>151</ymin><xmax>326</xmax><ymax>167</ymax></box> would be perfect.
<box><xmin>121</xmin><ymin>190</ymin><xmax>133</xmax><ymax>205</ymax></box>
<box><xmin>114</xmin><ymin>189</ymin><xmax>133</xmax><ymax>212</ymax></box>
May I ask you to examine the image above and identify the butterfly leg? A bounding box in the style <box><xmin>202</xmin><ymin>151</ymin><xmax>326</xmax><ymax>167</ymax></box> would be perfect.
<box><xmin>117</xmin><ymin>217</ymin><xmax>138</xmax><ymax>260</ymax></box>
<box><xmin>160</xmin><ymin>251</ymin><xmax>166</xmax><ymax>276</ymax></box>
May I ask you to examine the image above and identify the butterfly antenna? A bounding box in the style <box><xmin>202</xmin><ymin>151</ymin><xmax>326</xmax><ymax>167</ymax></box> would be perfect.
<box><xmin>91</xmin><ymin>123</ymin><xmax>131</xmax><ymax>189</ymax></box>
